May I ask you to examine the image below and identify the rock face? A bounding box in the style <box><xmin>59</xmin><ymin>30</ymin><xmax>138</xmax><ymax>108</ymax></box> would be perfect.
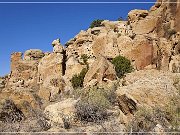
<box><xmin>38</xmin><ymin>53</ymin><xmax>64</xmax><ymax>102</ymax></box>
<box><xmin>84</xmin><ymin>56</ymin><xmax>117</xmax><ymax>86</ymax></box>
<box><xmin>151</xmin><ymin>0</ymin><xmax>180</xmax><ymax>34</ymax></box>
<box><xmin>8</xmin><ymin>52</ymin><xmax>40</xmax><ymax>89</ymax></box>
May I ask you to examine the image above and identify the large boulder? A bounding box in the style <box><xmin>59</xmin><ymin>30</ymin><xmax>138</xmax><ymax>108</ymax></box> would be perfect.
<box><xmin>53</xmin><ymin>44</ymin><xmax>64</xmax><ymax>53</ymax></box>
<box><xmin>132</xmin><ymin>16</ymin><xmax>158</xmax><ymax>35</ymax></box>
<box><xmin>128</xmin><ymin>9</ymin><xmax>157</xmax><ymax>35</ymax></box>
<box><xmin>84</xmin><ymin>56</ymin><xmax>117</xmax><ymax>86</ymax></box>
<box><xmin>128</xmin><ymin>9</ymin><xmax>149</xmax><ymax>23</ymax></box>
<box><xmin>24</xmin><ymin>49</ymin><xmax>44</xmax><ymax>61</ymax></box>
<box><xmin>92</xmin><ymin>33</ymin><xmax>120</xmax><ymax>58</ymax></box>
<box><xmin>44</xmin><ymin>98</ymin><xmax>78</xmax><ymax>126</ymax></box>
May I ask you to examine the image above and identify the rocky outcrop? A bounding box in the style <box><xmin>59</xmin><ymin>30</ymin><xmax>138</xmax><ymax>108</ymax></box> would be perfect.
<box><xmin>83</xmin><ymin>56</ymin><xmax>117</xmax><ymax>86</ymax></box>
<box><xmin>8</xmin><ymin>52</ymin><xmax>40</xmax><ymax>90</ymax></box>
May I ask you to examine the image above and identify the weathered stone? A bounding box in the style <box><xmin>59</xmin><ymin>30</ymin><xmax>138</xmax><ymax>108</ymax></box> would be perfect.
<box><xmin>53</xmin><ymin>44</ymin><xmax>64</xmax><ymax>53</ymax></box>
<box><xmin>64</xmin><ymin>55</ymin><xmax>86</xmax><ymax>83</ymax></box>
<box><xmin>52</xmin><ymin>38</ymin><xmax>61</xmax><ymax>47</ymax></box>
<box><xmin>8</xmin><ymin>52</ymin><xmax>39</xmax><ymax>89</ymax></box>
<box><xmin>128</xmin><ymin>9</ymin><xmax>149</xmax><ymax>23</ymax></box>
<box><xmin>132</xmin><ymin>16</ymin><xmax>158</xmax><ymax>34</ymax></box>
<box><xmin>84</xmin><ymin>56</ymin><xmax>117</xmax><ymax>86</ymax></box>
<box><xmin>38</xmin><ymin>53</ymin><xmax>64</xmax><ymax>102</ymax></box>
<box><xmin>117</xmin><ymin>94</ymin><xmax>137</xmax><ymax>115</ymax></box>
<box><xmin>117</xmin><ymin>36</ymin><xmax>133</xmax><ymax>55</ymax></box>
<box><xmin>125</xmin><ymin>35</ymin><xmax>153</xmax><ymax>70</ymax></box>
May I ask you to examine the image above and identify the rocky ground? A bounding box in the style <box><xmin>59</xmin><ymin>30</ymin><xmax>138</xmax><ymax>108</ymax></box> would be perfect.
<box><xmin>0</xmin><ymin>0</ymin><xmax>180</xmax><ymax>134</ymax></box>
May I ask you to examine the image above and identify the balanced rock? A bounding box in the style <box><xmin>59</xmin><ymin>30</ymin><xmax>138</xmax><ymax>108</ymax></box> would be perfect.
<box><xmin>52</xmin><ymin>38</ymin><xmax>61</xmax><ymax>47</ymax></box>
<box><xmin>52</xmin><ymin>39</ymin><xmax>64</xmax><ymax>53</ymax></box>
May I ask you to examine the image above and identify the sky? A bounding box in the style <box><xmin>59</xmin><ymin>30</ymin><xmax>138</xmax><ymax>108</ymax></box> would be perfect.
<box><xmin>0</xmin><ymin>0</ymin><xmax>156</xmax><ymax>76</ymax></box>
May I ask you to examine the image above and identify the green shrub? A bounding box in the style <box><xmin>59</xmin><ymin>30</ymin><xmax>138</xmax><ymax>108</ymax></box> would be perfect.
<box><xmin>112</xmin><ymin>55</ymin><xmax>133</xmax><ymax>78</ymax></box>
<box><xmin>71</xmin><ymin>68</ymin><xmax>88</xmax><ymax>89</ymax></box>
<box><xmin>75</xmin><ymin>87</ymin><xmax>111</xmax><ymax>123</ymax></box>
<box><xmin>89</xmin><ymin>19</ymin><xmax>104</xmax><ymax>28</ymax></box>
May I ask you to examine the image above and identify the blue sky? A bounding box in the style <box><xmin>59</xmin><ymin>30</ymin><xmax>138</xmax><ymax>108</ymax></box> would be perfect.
<box><xmin>0</xmin><ymin>0</ymin><xmax>156</xmax><ymax>76</ymax></box>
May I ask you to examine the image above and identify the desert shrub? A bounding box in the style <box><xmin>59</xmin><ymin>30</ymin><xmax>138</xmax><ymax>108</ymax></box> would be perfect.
<box><xmin>112</xmin><ymin>55</ymin><xmax>133</xmax><ymax>78</ymax></box>
<box><xmin>75</xmin><ymin>87</ymin><xmax>114</xmax><ymax>123</ymax></box>
<box><xmin>80</xmin><ymin>54</ymin><xmax>89</xmax><ymax>65</ymax></box>
<box><xmin>0</xmin><ymin>100</ymin><xmax>24</xmax><ymax>123</ymax></box>
<box><xmin>71</xmin><ymin>68</ymin><xmax>88</xmax><ymax>89</ymax></box>
<box><xmin>127</xmin><ymin>107</ymin><xmax>166</xmax><ymax>132</ymax></box>
<box><xmin>165</xmin><ymin>97</ymin><xmax>180</xmax><ymax>131</ymax></box>
<box><xmin>167</xmin><ymin>29</ymin><xmax>177</xmax><ymax>38</ymax></box>
<box><xmin>173</xmin><ymin>77</ymin><xmax>180</xmax><ymax>92</ymax></box>
<box><xmin>128</xmin><ymin>101</ymin><xmax>180</xmax><ymax>132</ymax></box>
<box><xmin>89</xmin><ymin>19</ymin><xmax>104</xmax><ymax>28</ymax></box>
<box><xmin>117</xmin><ymin>17</ymin><xmax>124</xmax><ymax>21</ymax></box>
